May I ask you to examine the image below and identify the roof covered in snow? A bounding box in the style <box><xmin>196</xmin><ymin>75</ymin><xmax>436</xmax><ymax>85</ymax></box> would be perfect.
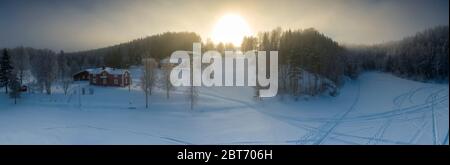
<box><xmin>86</xmin><ymin>67</ymin><xmax>128</xmax><ymax>75</ymax></box>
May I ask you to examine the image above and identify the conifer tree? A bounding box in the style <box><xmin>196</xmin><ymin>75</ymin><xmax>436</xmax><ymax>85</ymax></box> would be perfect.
<box><xmin>0</xmin><ymin>49</ymin><xmax>14</xmax><ymax>93</ymax></box>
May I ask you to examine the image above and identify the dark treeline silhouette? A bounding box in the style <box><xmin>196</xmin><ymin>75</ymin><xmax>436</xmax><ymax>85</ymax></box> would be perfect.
<box><xmin>242</xmin><ymin>28</ymin><xmax>345</xmax><ymax>98</ymax></box>
<box><xmin>241</xmin><ymin>26</ymin><xmax>448</xmax><ymax>99</ymax></box>
<box><xmin>67</xmin><ymin>32</ymin><xmax>201</xmax><ymax>68</ymax></box>
<box><xmin>1</xmin><ymin>26</ymin><xmax>448</xmax><ymax>99</ymax></box>
<box><xmin>2</xmin><ymin>32</ymin><xmax>200</xmax><ymax>95</ymax></box>
<box><xmin>345</xmin><ymin>25</ymin><xmax>449</xmax><ymax>82</ymax></box>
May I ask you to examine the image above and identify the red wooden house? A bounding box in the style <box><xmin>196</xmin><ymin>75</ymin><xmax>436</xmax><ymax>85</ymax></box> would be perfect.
<box><xmin>89</xmin><ymin>67</ymin><xmax>131</xmax><ymax>87</ymax></box>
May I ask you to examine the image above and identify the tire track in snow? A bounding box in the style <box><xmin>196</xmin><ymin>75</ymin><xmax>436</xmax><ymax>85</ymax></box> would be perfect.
<box><xmin>311</xmin><ymin>81</ymin><xmax>361</xmax><ymax>145</ymax></box>
<box><xmin>44</xmin><ymin>124</ymin><xmax>193</xmax><ymax>144</ymax></box>
<box><xmin>189</xmin><ymin>84</ymin><xmax>447</xmax><ymax>145</ymax></box>
<box><xmin>426</xmin><ymin>90</ymin><xmax>439</xmax><ymax>145</ymax></box>
<box><xmin>364</xmin><ymin>86</ymin><xmax>447</xmax><ymax>144</ymax></box>
<box><xmin>256</xmin><ymin>90</ymin><xmax>447</xmax><ymax>123</ymax></box>
<box><xmin>293</xmin><ymin>120</ymin><xmax>412</xmax><ymax>144</ymax></box>
<box><xmin>296</xmin><ymin>81</ymin><xmax>361</xmax><ymax>145</ymax></box>
<box><xmin>265</xmin><ymin>86</ymin><xmax>446</xmax><ymax>144</ymax></box>
<box><xmin>339</xmin><ymin>91</ymin><xmax>447</xmax><ymax>122</ymax></box>
<box><xmin>367</xmin><ymin>120</ymin><xmax>391</xmax><ymax>144</ymax></box>
<box><xmin>200</xmin><ymin>86</ymin><xmax>415</xmax><ymax>144</ymax></box>
<box><xmin>442</xmin><ymin>130</ymin><xmax>449</xmax><ymax>145</ymax></box>
<box><xmin>250</xmin><ymin>87</ymin><xmax>447</xmax><ymax>144</ymax></box>
<box><xmin>408</xmin><ymin>120</ymin><xmax>429</xmax><ymax>144</ymax></box>
<box><xmin>199</xmin><ymin>91</ymin><xmax>341</xmax><ymax>144</ymax></box>
<box><xmin>367</xmin><ymin>87</ymin><xmax>422</xmax><ymax>144</ymax></box>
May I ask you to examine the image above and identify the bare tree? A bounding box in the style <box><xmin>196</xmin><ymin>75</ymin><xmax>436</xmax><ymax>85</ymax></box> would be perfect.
<box><xmin>141</xmin><ymin>58</ymin><xmax>157</xmax><ymax>109</ymax></box>
<box><xmin>288</xmin><ymin>65</ymin><xmax>302</xmax><ymax>100</ymax></box>
<box><xmin>9</xmin><ymin>74</ymin><xmax>21</xmax><ymax>104</ymax></box>
<box><xmin>160</xmin><ymin>59</ymin><xmax>174</xmax><ymax>99</ymax></box>
<box><xmin>11</xmin><ymin>46</ymin><xmax>30</xmax><ymax>84</ymax></box>
<box><xmin>31</xmin><ymin>50</ymin><xmax>58</xmax><ymax>95</ymax></box>
<box><xmin>44</xmin><ymin>52</ymin><xmax>58</xmax><ymax>95</ymax></box>
<box><xmin>58</xmin><ymin>55</ymin><xmax>73</xmax><ymax>95</ymax></box>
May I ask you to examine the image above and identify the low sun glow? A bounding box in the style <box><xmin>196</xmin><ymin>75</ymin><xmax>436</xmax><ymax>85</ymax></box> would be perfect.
<box><xmin>211</xmin><ymin>14</ymin><xmax>252</xmax><ymax>46</ymax></box>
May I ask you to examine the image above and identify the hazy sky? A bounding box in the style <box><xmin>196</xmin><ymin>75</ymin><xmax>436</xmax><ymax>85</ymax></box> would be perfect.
<box><xmin>0</xmin><ymin>0</ymin><xmax>448</xmax><ymax>52</ymax></box>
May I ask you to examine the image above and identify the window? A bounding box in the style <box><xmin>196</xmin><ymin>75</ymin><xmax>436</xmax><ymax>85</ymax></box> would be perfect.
<box><xmin>103</xmin><ymin>79</ymin><xmax>107</xmax><ymax>85</ymax></box>
<box><xmin>114</xmin><ymin>79</ymin><xmax>118</xmax><ymax>85</ymax></box>
<box><xmin>100</xmin><ymin>72</ymin><xmax>107</xmax><ymax>79</ymax></box>
<box><xmin>93</xmin><ymin>78</ymin><xmax>96</xmax><ymax>83</ymax></box>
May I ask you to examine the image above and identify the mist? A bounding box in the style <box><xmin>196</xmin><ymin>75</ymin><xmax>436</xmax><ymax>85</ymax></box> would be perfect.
<box><xmin>0</xmin><ymin>0</ymin><xmax>448</xmax><ymax>52</ymax></box>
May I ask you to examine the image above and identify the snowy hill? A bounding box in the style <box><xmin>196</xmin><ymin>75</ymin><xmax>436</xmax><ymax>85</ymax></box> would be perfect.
<box><xmin>0</xmin><ymin>71</ymin><xmax>448</xmax><ymax>145</ymax></box>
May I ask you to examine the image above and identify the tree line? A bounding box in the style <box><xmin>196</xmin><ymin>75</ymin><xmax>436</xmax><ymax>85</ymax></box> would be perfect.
<box><xmin>67</xmin><ymin>32</ymin><xmax>201</xmax><ymax>68</ymax></box>
<box><xmin>345</xmin><ymin>25</ymin><xmax>449</xmax><ymax>82</ymax></box>
<box><xmin>240</xmin><ymin>26</ymin><xmax>448</xmax><ymax>99</ymax></box>
<box><xmin>0</xmin><ymin>32</ymin><xmax>201</xmax><ymax>106</ymax></box>
<box><xmin>242</xmin><ymin>27</ymin><xmax>345</xmax><ymax>99</ymax></box>
<box><xmin>1</xmin><ymin>26</ymin><xmax>448</xmax><ymax>104</ymax></box>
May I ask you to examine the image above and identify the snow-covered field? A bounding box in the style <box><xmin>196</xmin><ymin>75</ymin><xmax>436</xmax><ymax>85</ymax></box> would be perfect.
<box><xmin>0</xmin><ymin>69</ymin><xmax>448</xmax><ymax>145</ymax></box>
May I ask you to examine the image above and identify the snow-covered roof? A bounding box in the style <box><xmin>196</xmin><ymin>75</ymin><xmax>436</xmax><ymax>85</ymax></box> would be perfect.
<box><xmin>86</xmin><ymin>67</ymin><xmax>128</xmax><ymax>75</ymax></box>
<box><xmin>160</xmin><ymin>57</ymin><xmax>170</xmax><ymax>64</ymax></box>
<box><xmin>73</xmin><ymin>70</ymin><xmax>89</xmax><ymax>75</ymax></box>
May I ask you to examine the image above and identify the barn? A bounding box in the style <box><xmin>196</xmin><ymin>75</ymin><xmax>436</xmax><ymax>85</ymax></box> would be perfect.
<box><xmin>73</xmin><ymin>70</ymin><xmax>90</xmax><ymax>81</ymax></box>
<box><xmin>89</xmin><ymin>67</ymin><xmax>131</xmax><ymax>87</ymax></box>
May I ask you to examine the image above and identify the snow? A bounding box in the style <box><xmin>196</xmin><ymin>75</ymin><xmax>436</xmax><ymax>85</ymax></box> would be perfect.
<box><xmin>86</xmin><ymin>67</ymin><xmax>128</xmax><ymax>75</ymax></box>
<box><xmin>0</xmin><ymin>69</ymin><xmax>448</xmax><ymax>145</ymax></box>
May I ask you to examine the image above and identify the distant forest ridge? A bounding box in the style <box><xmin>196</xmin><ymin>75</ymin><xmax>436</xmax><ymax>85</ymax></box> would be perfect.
<box><xmin>344</xmin><ymin>25</ymin><xmax>448</xmax><ymax>81</ymax></box>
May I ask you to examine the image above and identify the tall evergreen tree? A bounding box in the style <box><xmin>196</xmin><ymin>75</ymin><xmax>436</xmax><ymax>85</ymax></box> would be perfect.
<box><xmin>0</xmin><ymin>49</ymin><xmax>14</xmax><ymax>93</ymax></box>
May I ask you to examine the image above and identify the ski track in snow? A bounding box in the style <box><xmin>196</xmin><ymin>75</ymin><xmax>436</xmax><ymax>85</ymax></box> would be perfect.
<box><xmin>0</xmin><ymin>72</ymin><xmax>448</xmax><ymax>144</ymax></box>
<box><xmin>251</xmin><ymin>77</ymin><xmax>448</xmax><ymax>144</ymax></box>
<box><xmin>367</xmin><ymin>86</ymin><xmax>425</xmax><ymax>145</ymax></box>
<box><xmin>44</xmin><ymin>124</ymin><xmax>193</xmax><ymax>144</ymax></box>
<box><xmin>200</xmin><ymin>81</ymin><xmax>413</xmax><ymax>145</ymax></box>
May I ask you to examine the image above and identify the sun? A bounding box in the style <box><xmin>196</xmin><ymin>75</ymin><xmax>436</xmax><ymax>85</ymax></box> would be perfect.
<box><xmin>211</xmin><ymin>14</ymin><xmax>252</xmax><ymax>46</ymax></box>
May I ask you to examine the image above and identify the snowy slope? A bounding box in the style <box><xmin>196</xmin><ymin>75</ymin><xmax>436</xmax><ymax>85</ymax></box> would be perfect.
<box><xmin>0</xmin><ymin>71</ymin><xmax>448</xmax><ymax>145</ymax></box>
